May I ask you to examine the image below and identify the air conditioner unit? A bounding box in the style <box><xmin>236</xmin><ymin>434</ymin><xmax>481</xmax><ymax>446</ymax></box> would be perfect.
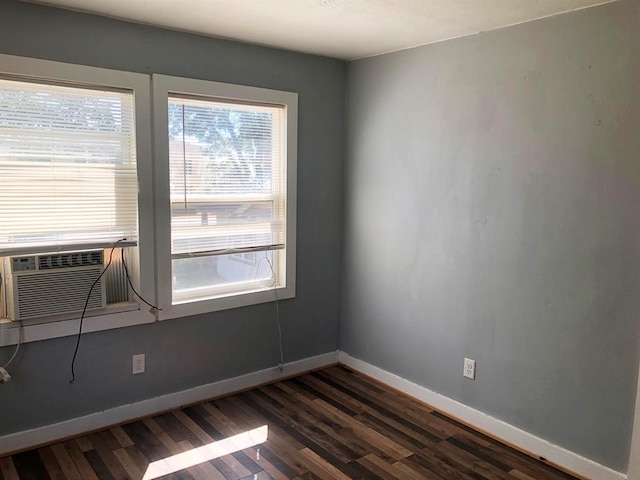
<box><xmin>3</xmin><ymin>250</ymin><xmax>106</xmax><ymax>321</ymax></box>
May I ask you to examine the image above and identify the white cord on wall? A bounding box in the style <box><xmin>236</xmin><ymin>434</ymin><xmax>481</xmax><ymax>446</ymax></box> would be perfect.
<box><xmin>256</xmin><ymin>252</ymin><xmax>284</xmax><ymax>371</ymax></box>
<box><xmin>3</xmin><ymin>320</ymin><xmax>22</xmax><ymax>369</ymax></box>
<box><xmin>0</xmin><ymin>267</ymin><xmax>22</xmax><ymax>373</ymax></box>
<box><xmin>0</xmin><ymin>319</ymin><xmax>22</xmax><ymax>383</ymax></box>
<box><xmin>266</xmin><ymin>256</ymin><xmax>284</xmax><ymax>372</ymax></box>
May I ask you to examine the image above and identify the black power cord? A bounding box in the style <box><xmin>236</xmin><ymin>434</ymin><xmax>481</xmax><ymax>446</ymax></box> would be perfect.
<box><xmin>70</xmin><ymin>239</ymin><xmax>123</xmax><ymax>383</ymax></box>
<box><xmin>121</xmin><ymin>248</ymin><xmax>160</xmax><ymax>311</ymax></box>
<box><xmin>69</xmin><ymin>239</ymin><xmax>160</xmax><ymax>383</ymax></box>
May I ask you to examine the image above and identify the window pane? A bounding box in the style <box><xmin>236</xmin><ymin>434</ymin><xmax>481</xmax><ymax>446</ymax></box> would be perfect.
<box><xmin>168</xmin><ymin>99</ymin><xmax>279</xmax><ymax>197</ymax></box>
<box><xmin>171</xmin><ymin>200</ymin><xmax>283</xmax><ymax>254</ymax></box>
<box><xmin>168</xmin><ymin>94</ymin><xmax>286</xmax><ymax>302</ymax></box>
<box><xmin>0</xmin><ymin>79</ymin><xmax>138</xmax><ymax>251</ymax></box>
<box><xmin>172</xmin><ymin>250</ymin><xmax>276</xmax><ymax>302</ymax></box>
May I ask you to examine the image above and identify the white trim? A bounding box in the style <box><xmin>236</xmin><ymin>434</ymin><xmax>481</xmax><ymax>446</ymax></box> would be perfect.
<box><xmin>0</xmin><ymin>351</ymin><xmax>338</xmax><ymax>456</ymax></box>
<box><xmin>628</xmin><ymin>366</ymin><xmax>640</xmax><ymax>480</ymax></box>
<box><xmin>339</xmin><ymin>352</ymin><xmax>626</xmax><ymax>480</ymax></box>
<box><xmin>0</xmin><ymin>310</ymin><xmax>156</xmax><ymax>347</ymax></box>
<box><xmin>0</xmin><ymin>54</ymin><xmax>147</xmax><ymax>91</ymax></box>
<box><xmin>164</xmin><ymin>285</ymin><xmax>294</xmax><ymax>320</ymax></box>
<box><xmin>151</xmin><ymin>74</ymin><xmax>297</xmax><ymax>321</ymax></box>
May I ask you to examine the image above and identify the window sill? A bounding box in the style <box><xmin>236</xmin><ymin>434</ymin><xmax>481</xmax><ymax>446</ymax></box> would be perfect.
<box><xmin>0</xmin><ymin>285</ymin><xmax>295</xmax><ymax>347</ymax></box>
<box><xmin>159</xmin><ymin>284</ymin><xmax>295</xmax><ymax>321</ymax></box>
<box><xmin>0</xmin><ymin>302</ymin><xmax>156</xmax><ymax>347</ymax></box>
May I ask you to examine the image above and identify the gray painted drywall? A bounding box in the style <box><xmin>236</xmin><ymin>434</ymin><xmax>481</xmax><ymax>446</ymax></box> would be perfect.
<box><xmin>342</xmin><ymin>0</ymin><xmax>640</xmax><ymax>472</ymax></box>
<box><xmin>0</xmin><ymin>0</ymin><xmax>344</xmax><ymax>436</ymax></box>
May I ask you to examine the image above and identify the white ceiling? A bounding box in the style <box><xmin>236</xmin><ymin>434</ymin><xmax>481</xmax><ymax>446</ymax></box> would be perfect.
<box><xmin>30</xmin><ymin>0</ymin><xmax>615</xmax><ymax>60</ymax></box>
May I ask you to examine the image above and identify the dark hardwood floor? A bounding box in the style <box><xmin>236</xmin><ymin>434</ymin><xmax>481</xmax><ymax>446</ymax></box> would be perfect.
<box><xmin>0</xmin><ymin>366</ymin><xmax>579</xmax><ymax>480</ymax></box>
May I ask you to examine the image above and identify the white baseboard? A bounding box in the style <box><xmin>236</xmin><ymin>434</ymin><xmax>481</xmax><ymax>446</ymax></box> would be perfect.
<box><xmin>339</xmin><ymin>352</ymin><xmax>626</xmax><ymax>480</ymax></box>
<box><xmin>0</xmin><ymin>349</ymin><xmax>628</xmax><ymax>480</ymax></box>
<box><xmin>0</xmin><ymin>351</ymin><xmax>339</xmax><ymax>456</ymax></box>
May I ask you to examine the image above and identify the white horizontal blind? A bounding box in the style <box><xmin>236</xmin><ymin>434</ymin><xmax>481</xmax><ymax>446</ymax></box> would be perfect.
<box><xmin>0</xmin><ymin>79</ymin><xmax>138</xmax><ymax>253</ymax></box>
<box><xmin>168</xmin><ymin>95</ymin><xmax>285</xmax><ymax>256</ymax></box>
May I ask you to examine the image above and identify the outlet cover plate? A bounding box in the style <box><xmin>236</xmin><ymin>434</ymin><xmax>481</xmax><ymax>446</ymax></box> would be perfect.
<box><xmin>463</xmin><ymin>357</ymin><xmax>476</xmax><ymax>380</ymax></box>
<box><xmin>133</xmin><ymin>354</ymin><xmax>145</xmax><ymax>375</ymax></box>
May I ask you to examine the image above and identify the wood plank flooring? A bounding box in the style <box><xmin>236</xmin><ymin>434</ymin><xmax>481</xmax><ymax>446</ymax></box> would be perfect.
<box><xmin>0</xmin><ymin>366</ymin><xmax>579</xmax><ymax>480</ymax></box>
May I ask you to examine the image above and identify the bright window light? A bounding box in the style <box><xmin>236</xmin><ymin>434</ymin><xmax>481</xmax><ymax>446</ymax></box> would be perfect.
<box><xmin>142</xmin><ymin>425</ymin><xmax>268</xmax><ymax>480</ymax></box>
<box><xmin>0</xmin><ymin>78</ymin><xmax>138</xmax><ymax>253</ymax></box>
<box><xmin>167</xmin><ymin>95</ymin><xmax>286</xmax><ymax>304</ymax></box>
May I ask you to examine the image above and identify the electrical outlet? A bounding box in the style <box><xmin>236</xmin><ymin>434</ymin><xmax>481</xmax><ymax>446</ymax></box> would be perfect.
<box><xmin>463</xmin><ymin>358</ymin><xmax>476</xmax><ymax>380</ymax></box>
<box><xmin>133</xmin><ymin>354</ymin><xmax>145</xmax><ymax>375</ymax></box>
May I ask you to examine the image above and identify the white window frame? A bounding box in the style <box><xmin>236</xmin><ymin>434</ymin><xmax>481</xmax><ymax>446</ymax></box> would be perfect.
<box><xmin>0</xmin><ymin>54</ymin><xmax>156</xmax><ymax>347</ymax></box>
<box><xmin>152</xmin><ymin>74</ymin><xmax>297</xmax><ymax>320</ymax></box>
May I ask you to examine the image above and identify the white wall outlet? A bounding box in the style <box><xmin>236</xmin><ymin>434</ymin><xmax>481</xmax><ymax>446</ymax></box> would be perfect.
<box><xmin>463</xmin><ymin>358</ymin><xmax>476</xmax><ymax>380</ymax></box>
<box><xmin>133</xmin><ymin>354</ymin><xmax>145</xmax><ymax>375</ymax></box>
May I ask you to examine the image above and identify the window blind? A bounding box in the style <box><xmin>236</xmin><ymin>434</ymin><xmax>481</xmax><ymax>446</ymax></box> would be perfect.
<box><xmin>0</xmin><ymin>79</ymin><xmax>138</xmax><ymax>253</ymax></box>
<box><xmin>168</xmin><ymin>95</ymin><xmax>285</xmax><ymax>256</ymax></box>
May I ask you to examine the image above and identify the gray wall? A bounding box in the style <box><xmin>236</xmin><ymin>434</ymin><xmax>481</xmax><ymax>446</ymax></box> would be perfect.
<box><xmin>342</xmin><ymin>0</ymin><xmax>640</xmax><ymax>473</ymax></box>
<box><xmin>0</xmin><ymin>0</ymin><xmax>344</xmax><ymax>435</ymax></box>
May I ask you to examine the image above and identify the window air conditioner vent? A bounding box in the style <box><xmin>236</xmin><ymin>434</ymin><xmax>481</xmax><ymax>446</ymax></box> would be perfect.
<box><xmin>38</xmin><ymin>251</ymin><xmax>103</xmax><ymax>270</ymax></box>
<box><xmin>3</xmin><ymin>250</ymin><xmax>106</xmax><ymax>321</ymax></box>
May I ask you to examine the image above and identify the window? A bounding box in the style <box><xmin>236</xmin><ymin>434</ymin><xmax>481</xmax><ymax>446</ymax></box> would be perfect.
<box><xmin>153</xmin><ymin>75</ymin><xmax>297</xmax><ymax>318</ymax></box>
<box><xmin>0</xmin><ymin>54</ymin><xmax>155</xmax><ymax>331</ymax></box>
<box><xmin>0</xmin><ymin>54</ymin><xmax>295</xmax><ymax>342</ymax></box>
<box><xmin>0</xmin><ymin>79</ymin><xmax>137</xmax><ymax>252</ymax></box>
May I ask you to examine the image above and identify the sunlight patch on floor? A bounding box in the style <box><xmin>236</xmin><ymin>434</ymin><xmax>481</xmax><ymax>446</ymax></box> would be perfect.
<box><xmin>142</xmin><ymin>425</ymin><xmax>268</xmax><ymax>480</ymax></box>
